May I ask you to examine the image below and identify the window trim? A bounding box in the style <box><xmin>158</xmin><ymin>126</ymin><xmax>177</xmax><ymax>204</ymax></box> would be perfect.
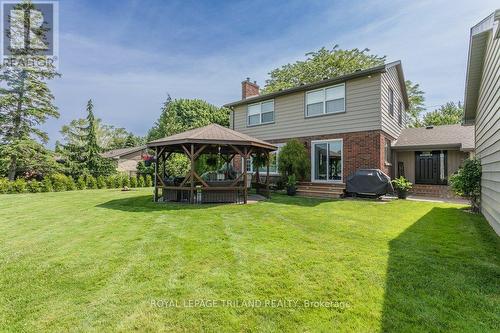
<box><xmin>310</xmin><ymin>138</ymin><xmax>344</xmax><ymax>183</ymax></box>
<box><xmin>246</xmin><ymin>99</ymin><xmax>275</xmax><ymax>127</ymax></box>
<box><xmin>304</xmin><ymin>83</ymin><xmax>346</xmax><ymax>118</ymax></box>
<box><xmin>388</xmin><ymin>88</ymin><xmax>394</xmax><ymax>117</ymax></box>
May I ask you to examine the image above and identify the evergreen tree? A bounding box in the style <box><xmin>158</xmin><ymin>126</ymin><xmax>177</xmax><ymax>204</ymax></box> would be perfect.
<box><xmin>0</xmin><ymin>1</ymin><xmax>60</xmax><ymax>180</ymax></box>
<box><xmin>85</xmin><ymin>100</ymin><xmax>100</xmax><ymax>173</ymax></box>
<box><xmin>58</xmin><ymin>100</ymin><xmax>116</xmax><ymax>177</ymax></box>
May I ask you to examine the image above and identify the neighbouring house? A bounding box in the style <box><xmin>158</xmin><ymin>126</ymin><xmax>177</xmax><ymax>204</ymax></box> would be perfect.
<box><xmin>224</xmin><ymin>61</ymin><xmax>409</xmax><ymax>197</ymax></box>
<box><xmin>463</xmin><ymin>9</ymin><xmax>500</xmax><ymax>234</ymax></box>
<box><xmin>101</xmin><ymin>146</ymin><xmax>148</xmax><ymax>175</ymax></box>
<box><xmin>392</xmin><ymin>124</ymin><xmax>474</xmax><ymax>198</ymax></box>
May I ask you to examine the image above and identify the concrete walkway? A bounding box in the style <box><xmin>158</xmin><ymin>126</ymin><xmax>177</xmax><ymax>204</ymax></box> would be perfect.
<box><xmin>406</xmin><ymin>195</ymin><xmax>469</xmax><ymax>204</ymax></box>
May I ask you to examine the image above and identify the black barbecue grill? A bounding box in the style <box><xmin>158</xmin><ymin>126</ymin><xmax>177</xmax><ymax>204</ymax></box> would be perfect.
<box><xmin>346</xmin><ymin>169</ymin><xmax>394</xmax><ymax>197</ymax></box>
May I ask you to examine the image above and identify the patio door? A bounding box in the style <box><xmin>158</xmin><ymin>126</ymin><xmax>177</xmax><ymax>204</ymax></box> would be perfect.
<box><xmin>311</xmin><ymin>140</ymin><xmax>343</xmax><ymax>182</ymax></box>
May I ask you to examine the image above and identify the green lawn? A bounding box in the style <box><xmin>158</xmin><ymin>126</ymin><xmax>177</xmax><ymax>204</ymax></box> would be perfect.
<box><xmin>0</xmin><ymin>189</ymin><xmax>498</xmax><ymax>332</ymax></box>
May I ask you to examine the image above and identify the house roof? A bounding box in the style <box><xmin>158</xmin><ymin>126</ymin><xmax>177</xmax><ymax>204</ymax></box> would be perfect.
<box><xmin>393</xmin><ymin>124</ymin><xmax>475</xmax><ymax>151</ymax></box>
<box><xmin>101</xmin><ymin>145</ymin><xmax>147</xmax><ymax>159</ymax></box>
<box><xmin>147</xmin><ymin>123</ymin><xmax>277</xmax><ymax>151</ymax></box>
<box><xmin>224</xmin><ymin>61</ymin><xmax>409</xmax><ymax>108</ymax></box>
<box><xmin>464</xmin><ymin>9</ymin><xmax>500</xmax><ymax>123</ymax></box>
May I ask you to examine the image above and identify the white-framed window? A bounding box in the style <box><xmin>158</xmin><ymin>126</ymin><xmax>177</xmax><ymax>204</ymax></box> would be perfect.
<box><xmin>243</xmin><ymin>143</ymin><xmax>284</xmax><ymax>174</ymax></box>
<box><xmin>388</xmin><ymin>88</ymin><xmax>394</xmax><ymax>116</ymax></box>
<box><xmin>247</xmin><ymin>100</ymin><xmax>274</xmax><ymax>126</ymax></box>
<box><xmin>311</xmin><ymin>139</ymin><xmax>343</xmax><ymax>182</ymax></box>
<box><xmin>305</xmin><ymin>83</ymin><xmax>345</xmax><ymax>117</ymax></box>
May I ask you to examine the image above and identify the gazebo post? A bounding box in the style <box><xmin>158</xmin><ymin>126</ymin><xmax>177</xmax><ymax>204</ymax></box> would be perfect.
<box><xmin>190</xmin><ymin>143</ymin><xmax>195</xmax><ymax>204</ymax></box>
<box><xmin>243</xmin><ymin>146</ymin><xmax>248</xmax><ymax>204</ymax></box>
<box><xmin>266</xmin><ymin>151</ymin><xmax>270</xmax><ymax>198</ymax></box>
<box><xmin>153</xmin><ymin>146</ymin><xmax>158</xmax><ymax>202</ymax></box>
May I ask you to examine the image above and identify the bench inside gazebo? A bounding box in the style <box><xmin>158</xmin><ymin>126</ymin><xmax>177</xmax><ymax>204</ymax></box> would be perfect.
<box><xmin>147</xmin><ymin>124</ymin><xmax>277</xmax><ymax>204</ymax></box>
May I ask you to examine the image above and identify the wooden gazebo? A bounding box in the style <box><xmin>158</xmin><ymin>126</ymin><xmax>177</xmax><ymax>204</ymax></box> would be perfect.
<box><xmin>147</xmin><ymin>124</ymin><xmax>277</xmax><ymax>204</ymax></box>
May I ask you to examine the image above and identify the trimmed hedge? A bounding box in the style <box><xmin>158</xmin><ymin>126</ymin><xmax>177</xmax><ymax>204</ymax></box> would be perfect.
<box><xmin>0</xmin><ymin>173</ymin><xmax>153</xmax><ymax>195</ymax></box>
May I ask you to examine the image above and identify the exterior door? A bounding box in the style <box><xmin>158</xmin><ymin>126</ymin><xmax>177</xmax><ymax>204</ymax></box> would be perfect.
<box><xmin>311</xmin><ymin>140</ymin><xmax>343</xmax><ymax>182</ymax></box>
<box><xmin>415</xmin><ymin>151</ymin><xmax>439</xmax><ymax>184</ymax></box>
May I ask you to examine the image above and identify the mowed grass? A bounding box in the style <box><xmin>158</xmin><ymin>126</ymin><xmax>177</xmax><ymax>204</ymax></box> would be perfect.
<box><xmin>0</xmin><ymin>189</ymin><xmax>498</xmax><ymax>332</ymax></box>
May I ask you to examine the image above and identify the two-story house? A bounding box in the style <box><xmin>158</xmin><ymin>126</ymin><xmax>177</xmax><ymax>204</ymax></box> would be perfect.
<box><xmin>225</xmin><ymin>61</ymin><xmax>475</xmax><ymax>198</ymax></box>
<box><xmin>224</xmin><ymin>61</ymin><xmax>408</xmax><ymax>192</ymax></box>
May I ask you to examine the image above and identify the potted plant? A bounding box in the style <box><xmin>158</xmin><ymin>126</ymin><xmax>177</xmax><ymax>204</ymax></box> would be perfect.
<box><xmin>391</xmin><ymin>176</ymin><xmax>413</xmax><ymax>199</ymax></box>
<box><xmin>286</xmin><ymin>174</ymin><xmax>297</xmax><ymax>196</ymax></box>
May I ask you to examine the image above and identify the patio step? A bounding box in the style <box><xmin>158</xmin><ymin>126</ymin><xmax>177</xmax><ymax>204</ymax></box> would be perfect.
<box><xmin>295</xmin><ymin>182</ymin><xmax>345</xmax><ymax>199</ymax></box>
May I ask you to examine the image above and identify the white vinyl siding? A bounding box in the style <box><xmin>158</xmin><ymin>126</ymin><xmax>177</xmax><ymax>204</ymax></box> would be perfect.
<box><xmin>306</xmin><ymin>83</ymin><xmax>345</xmax><ymax>117</ymax></box>
<box><xmin>247</xmin><ymin>100</ymin><xmax>274</xmax><ymax>126</ymax></box>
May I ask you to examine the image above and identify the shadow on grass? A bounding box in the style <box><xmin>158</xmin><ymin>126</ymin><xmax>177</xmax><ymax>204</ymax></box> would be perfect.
<box><xmin>96</xmin><ymin>192</ymin><xmax>328</xmax><ymax>212</ymax></box>
<box><xmin>95</xmin><ymin>195</ymin><xmax>219</xmax><ymax>212</ymax></box>
<box><xmin>381</xmin><ymin>207</ymin><xmax>500</xmax><ymax>332</ymax></box>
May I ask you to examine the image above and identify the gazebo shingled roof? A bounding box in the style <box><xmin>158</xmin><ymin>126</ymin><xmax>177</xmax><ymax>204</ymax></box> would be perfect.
<box><xmin>147</xmin><ymin>123</ymin><xmax>277</xmax><ymax>151</ymax></box>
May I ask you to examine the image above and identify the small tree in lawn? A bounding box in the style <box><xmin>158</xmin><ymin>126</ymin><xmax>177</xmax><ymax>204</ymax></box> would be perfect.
<box><xmin>450</xmin><ymin>159</ymin><xmax>482</xmax><ymax>212</ymax></box>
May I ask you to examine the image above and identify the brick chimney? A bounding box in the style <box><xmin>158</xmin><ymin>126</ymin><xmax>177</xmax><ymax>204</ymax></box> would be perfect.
<box><xmin>241</xmin><ymin>77</ymin><xmax>260</xmax><ymax>99</ymax></box>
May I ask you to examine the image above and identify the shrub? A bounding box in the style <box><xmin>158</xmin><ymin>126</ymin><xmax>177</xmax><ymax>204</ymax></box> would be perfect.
<box><xmin>97</xmin><ymin>175</ymin><xmax>107</xmax><ymax>189</ymax></box>
<box><xmin>10</xmin><ymin>178</ymin><xmax>27</xmax><ymax>193</ymax></box>
<box><xmin>41</xmin><ymin>178</ymin><xmax>53</xmax><ymax>192</ymax></box>
<box><xmin>67</xmin><ymin>177</ymin><xmax>76</xmax><ymax>191</ymax></box>
<box><xmin>129</xmin><ymin>176</ymin><xmax>137</xmax><ymax>188</ymax></box>
<box><xmin>113</xmin><ymin>174</ymin><xmax>122</xmax><ymax>188</ymax></box>
<box><xmin>76</xmin><ymin>176</ymin><xmax>87</xmax><ymax>190</ymax></box>
<box><xmin>86</xmin><ymin>175</ymin><xmax>98</xmax><ymax>189</ymax></box>
<box><xmin>51</xmin><ymin>173</ymin><xmax>71</xmax><ymax>192</ymax></box>
<box><xmin>278</xmin><ymin>139</ymin><xmax>310</xmax><ymax>180</ymax></box>
<box><xmin>0</xmin><ymin>178</ymin><xmax>11</xmax><ymax>194</ymax></box>
<box><xmin>137</xmin><ymin>176</ymin><xmax>145</xmax><ymax>187</ymax></box>
<box><xmin>105</xmin><ymin>175</ymin><xmax>114</xmax><ymax>188</ymax></box>
<box><xmin>450</xmin><ymin>159</ymin><xmax>481</xmax><ymax>212</ymax></box>
<box><xmin>27</xmin><ymin>180</ymin><xmax>42</xmax><ymax>193</ymax></box>
<box><xmin>121</xmin><ymin>174</ymin><xmax>130</xmax><ymax>187</ymax></box>
<box><xmin>145</xmin><ymin>175</ymin><xmax>153</xmax><ymax>187</ymax></box>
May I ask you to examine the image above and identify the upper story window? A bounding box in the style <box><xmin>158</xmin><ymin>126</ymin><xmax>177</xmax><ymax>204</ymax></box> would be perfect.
<box><xmin>398</xmin><ymin>100</ymin><xmax>403</xmax><ymax>125</ymax></box>
<box><xmin>247</xmin><ymin>100</ymin><xmax>274</xmax><ymax>126</ymax></box>
<box><xmin>388</xmin><ymin>88</ymin><xmax>394</xmax><ymax>116</ymax></box>
<box><xmin>306</xmin><ymin>83</ymin><xmax>345</xmax><ymax>117</ymax></box>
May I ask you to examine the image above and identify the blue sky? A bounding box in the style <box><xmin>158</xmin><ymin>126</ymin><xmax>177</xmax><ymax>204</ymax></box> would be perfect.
<box><xmin>44</xmin><ymin>0</ymin><xmax>498</xmax><ymax>146</ymax></box>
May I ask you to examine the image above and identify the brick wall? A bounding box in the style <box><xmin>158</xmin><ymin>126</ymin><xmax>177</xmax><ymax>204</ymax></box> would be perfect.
<box><xmin>410</xmin><ymin>184</ymin><xmax>460</xmax><ymax>199</ymax></box>
<box><xmin>266</xmin><ymin>130</ymin><xmax>394</xmax><ymax>181</ymax></box>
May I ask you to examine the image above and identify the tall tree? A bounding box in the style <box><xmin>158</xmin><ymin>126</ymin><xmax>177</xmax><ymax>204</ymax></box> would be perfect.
<box><xmin>85</xmin><ymin>100</ymin><xmax>101</xmax><ymax>173</ymax></box>
<box><xmin>421</xmin><ymin>102</ymin><xmax>463</xmax><ymax>127</ymax></box>
<box><xmin>262</xmin><ymin>45</ymin><xmax>386</xmax><ymax>94</ymax></box>
<box><xmin>405</xmin><ymin>80</ymin><xmax>426</xmax><ymax>127</ymax></box>
<box><xmin>147</xmin><ymin>96</ymin><xmax>229</xmax><ymax>141</ymax></box>
<box><xmin>60</xmin><ymin>118</ymin><xmax>141</xmax><ymax>150</ymax></box>
<box><xmin>58</xmin><ymin>100</ymin><xmax>116</xmax><ymax>177</ymax></box>
<box><xmin>0</xmin><ymin>1</ymin><xmax>60</xmax><ymax>180</ymax></box>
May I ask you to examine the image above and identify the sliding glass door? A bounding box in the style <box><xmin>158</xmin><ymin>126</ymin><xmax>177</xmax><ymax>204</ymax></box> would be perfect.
<box><xmin>312</xmin><ymin>140</ymin><xmax>342</xmax><ymax>182</ymax></box>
